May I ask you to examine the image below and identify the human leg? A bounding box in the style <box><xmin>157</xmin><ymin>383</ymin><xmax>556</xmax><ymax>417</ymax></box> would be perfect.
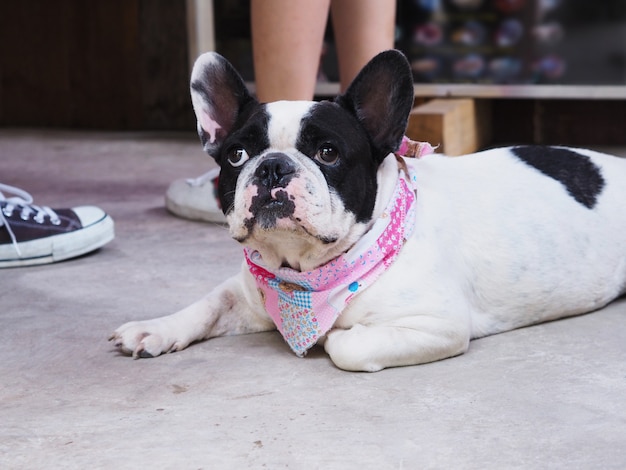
<box><xmin>251</xmin><ymin>0</ymin><xmax>331</xmax><ymax>102</ymax></box>
<box><xmin>330</xmin><ymin>0</ymin><xmax>396</xmax><ymax>91</ymax></box>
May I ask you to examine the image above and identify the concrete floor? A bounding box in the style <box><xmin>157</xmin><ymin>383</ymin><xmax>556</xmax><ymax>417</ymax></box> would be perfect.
<box><xmin>1</xmin><ymin>129</ymin><xmax>625</xmax><ymax>469</ymax></box>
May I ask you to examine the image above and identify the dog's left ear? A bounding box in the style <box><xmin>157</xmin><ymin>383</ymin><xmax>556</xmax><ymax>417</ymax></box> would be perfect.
<box><xmin>336</xmin><ymin>50</ymin><xmax>414</xmax><ymax>162</ymax></box>
<box><xmin>190</xmin><ymin>52</ymin><xmax>256</xmax><ymax>159</ymax></box>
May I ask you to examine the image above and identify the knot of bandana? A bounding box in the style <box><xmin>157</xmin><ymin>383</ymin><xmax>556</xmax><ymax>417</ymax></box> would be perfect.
<box><xmin>244</xmin><ymin>160</ymin><xmax>418</xmax><ymax>356</ymax></box>
<box><xmin>395</xmin><ymin>136</ymin><xmax>437</xmax><ymax>158</ymax></box>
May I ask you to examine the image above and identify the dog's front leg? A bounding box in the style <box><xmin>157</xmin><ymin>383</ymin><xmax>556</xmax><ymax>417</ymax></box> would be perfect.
<box><xmin>324</xmin><ymin>316</ymin><xmax>470</xmax><ymax>372</ymax></box>
<box><xmin>110</xmin><ymin>271</ymin><xmax>274</xmax><ymax>358</ymax></box>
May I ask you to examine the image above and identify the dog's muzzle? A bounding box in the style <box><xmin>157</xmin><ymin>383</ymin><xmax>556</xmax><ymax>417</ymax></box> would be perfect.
<box><xmin>246</xmin><ymin>153</ymin><xmax>298</xmax><ymax>226</ymax></box>
<box><xmin>254</xmin><ymin>153</ymin><xmax>296</xmax><ymax>190</ymax></box>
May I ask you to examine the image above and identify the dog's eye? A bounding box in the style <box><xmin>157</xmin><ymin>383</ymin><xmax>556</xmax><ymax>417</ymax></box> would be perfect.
<box><xmin>315</xmin><ymin>144</ymin><xmax>339</xmax><ymax>165</ymax></box>
<box><xmin>227</xmin><ymin>147</ymin><xmax>249</xmax><ymax>167</ymax></box>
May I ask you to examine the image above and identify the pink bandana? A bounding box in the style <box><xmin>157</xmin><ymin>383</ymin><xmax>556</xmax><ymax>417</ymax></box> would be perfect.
<box><xmin>244</xmin><ymin>156</ymin><xmax>419</xmax><ymax>356</ymax></box>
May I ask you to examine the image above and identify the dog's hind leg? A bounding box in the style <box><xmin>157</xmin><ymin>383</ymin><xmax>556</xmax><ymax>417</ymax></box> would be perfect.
<box><xmin>324</xmin><ymin>316</ymin><xmax>470</xmax><ymax>372</ymax></box>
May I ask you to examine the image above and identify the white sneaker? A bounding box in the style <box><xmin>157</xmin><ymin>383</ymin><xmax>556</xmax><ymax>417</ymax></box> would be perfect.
<box><xmin>165</xmin><ymin>168</ymin><xmax>227</xmax><ymax>223</ymax></box>
<box><xmin>0</xmin><ymin>183</ymin><xmax>115</xmax><ymax>268</ymax></box>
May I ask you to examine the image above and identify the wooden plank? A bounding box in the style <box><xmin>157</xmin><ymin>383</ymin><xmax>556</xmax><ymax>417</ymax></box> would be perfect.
<box><xmin>406</xmin><ymin>99</ymin><xmax>492</xmax><ymax>156</ymax></box>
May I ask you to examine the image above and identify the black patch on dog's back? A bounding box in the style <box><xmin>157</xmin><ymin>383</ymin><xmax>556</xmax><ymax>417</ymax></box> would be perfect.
<box><xmin>512</xmin><ymin>146</ymin><xmax>605</xmax><ymax>209</ymax></box>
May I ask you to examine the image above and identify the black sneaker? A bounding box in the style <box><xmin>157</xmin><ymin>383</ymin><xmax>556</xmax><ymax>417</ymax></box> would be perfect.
<box><xmin>0</xmin><ymin>183</ymin><xmax>115</xmax><ymax>268</ymax></box>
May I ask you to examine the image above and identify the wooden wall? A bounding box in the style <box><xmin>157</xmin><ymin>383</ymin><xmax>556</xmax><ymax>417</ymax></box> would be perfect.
<box><xmin>0</xmin><ymin>0</ymin><xmax>193</xmax><ymax>130</ymax></box>
<box><xmin>491</xmin><ymin>99</ymin><xmax>626</xmax><ymax>147</ymax></box>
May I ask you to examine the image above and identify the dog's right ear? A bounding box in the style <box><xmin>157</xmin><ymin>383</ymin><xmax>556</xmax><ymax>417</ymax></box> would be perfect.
<box><xmin>190</xmin><ymin>52</ymin><xmax>256</xmax><ymax>159</ymax></box>
<box><xmin>335</xmin><ymin>50</ymin><xmax>414</xmax><ymax>164</ymax></box>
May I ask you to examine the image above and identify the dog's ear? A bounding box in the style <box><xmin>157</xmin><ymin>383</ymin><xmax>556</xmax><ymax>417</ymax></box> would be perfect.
<box><xmin>190</xmin><ymin>52</ymin><xmax>256</xmax><ymax>159</ymax></box>
<box><xmin>336</xmin><ymin>50</ymin><xmax>414</xmax><ymax>162</ymax></box>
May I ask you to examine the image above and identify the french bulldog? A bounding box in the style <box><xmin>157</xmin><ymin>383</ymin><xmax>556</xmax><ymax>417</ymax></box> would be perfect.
<box><xmin>110</xmin><ymin>50</ymin><xmax>626</xmax><ymax>372</ymax></box>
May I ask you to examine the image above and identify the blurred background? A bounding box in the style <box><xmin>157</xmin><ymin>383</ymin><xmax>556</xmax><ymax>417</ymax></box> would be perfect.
<box><xmin>1</xmin><ymin>0</ymin><xmax>625</xmax><ymax>145</ymax></box>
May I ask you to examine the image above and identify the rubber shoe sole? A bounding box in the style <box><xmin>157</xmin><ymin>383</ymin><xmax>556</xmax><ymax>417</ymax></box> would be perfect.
<box><xmin>165</xmin><ymin>173</ymin><xmax>227</xmax><ymax>224</ymax></box>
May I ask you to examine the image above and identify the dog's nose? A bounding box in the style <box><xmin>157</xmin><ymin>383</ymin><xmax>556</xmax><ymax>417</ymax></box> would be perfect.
<box><xmin>255</xmin><ymin>153</ymin><xmax>296</xmax><ymax>188</ymax></box>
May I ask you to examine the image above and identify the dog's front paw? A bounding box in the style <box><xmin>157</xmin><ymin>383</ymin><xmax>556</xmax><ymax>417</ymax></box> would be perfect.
<box><xmin>109</xmin><ymin>320</ymin><xmax>185</xmax><ymax>359</ymax></box>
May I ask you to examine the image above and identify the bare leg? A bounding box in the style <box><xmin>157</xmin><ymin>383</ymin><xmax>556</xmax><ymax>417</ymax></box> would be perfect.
<box><xmin>330</xmin><ymin>0</ymin><xmax>396</xmax><ymax>91</ymax></box>
<box><xmin>251</xmin><ymin>0</ymin><xmax>331</xmax><ymax>102</ymax></box>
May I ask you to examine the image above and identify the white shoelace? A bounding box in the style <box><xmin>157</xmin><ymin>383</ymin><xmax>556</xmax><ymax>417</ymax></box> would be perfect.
<box><xmin>0</xmin><ymin>183</ymin><xmax>61</xmax><ymax>256</ymax></box>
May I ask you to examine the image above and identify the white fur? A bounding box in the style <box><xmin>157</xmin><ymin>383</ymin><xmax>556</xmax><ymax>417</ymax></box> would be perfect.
<box><xmin>110</xmin><ymin>144</ymin><xmax>626</xmax><ymax>372</ymax></box>
<box><xmin>266</xmin><ymin>101</ymin><xmax>314</xmax><ymax>150</ymax></box>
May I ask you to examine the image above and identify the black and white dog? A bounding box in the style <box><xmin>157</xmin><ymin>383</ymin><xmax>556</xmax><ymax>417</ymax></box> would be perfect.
<box><xmin>111</xmin><ymin>50</ymin><xmax>626</xmax><ymax>371</ymax></box>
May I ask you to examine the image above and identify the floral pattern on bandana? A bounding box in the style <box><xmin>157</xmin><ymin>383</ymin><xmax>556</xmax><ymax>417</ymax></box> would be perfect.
<box><xmin>245</xmin><ymin>157</ymin><xmax>418</xmax><ymax>356</ymax></box>
<box><xmin>278</xmin><ymin>297</ymin><xmax>318</xmax><ymax>353</ymax></box>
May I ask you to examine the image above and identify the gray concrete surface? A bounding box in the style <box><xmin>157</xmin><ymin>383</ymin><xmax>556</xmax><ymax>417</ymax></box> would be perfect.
<box><xmin>1</xmin><ymin>129</ymin><xmax>625</xmax><ymax>469</ymax></box>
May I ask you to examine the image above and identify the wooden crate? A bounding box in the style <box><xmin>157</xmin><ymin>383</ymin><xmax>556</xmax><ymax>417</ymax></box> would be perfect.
<box><xmin>407</xmin><ymin>99</ymin><xmax>492</xmax><ymax>156</ymax></box>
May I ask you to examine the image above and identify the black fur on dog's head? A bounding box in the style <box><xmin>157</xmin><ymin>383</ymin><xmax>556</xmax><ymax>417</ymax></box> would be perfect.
<box><xmin>190</xmin><ymin>50</ymin><xmax>414</xmax><ymax>270</ymax></box>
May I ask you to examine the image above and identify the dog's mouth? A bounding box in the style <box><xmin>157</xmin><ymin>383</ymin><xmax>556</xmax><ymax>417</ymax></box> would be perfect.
<box><xmin>233</xmin><ymin>191</ymin><xmax>338</xmax><ymax>246</ymax></box>
<box><xmin>238</xmin><ymin>212</ymin><xmax>338</xmax><ymax>245</ymax></box>
<box><xmin>248</xmin><ymin>188</ymin><xmax>296</xmax><ymax>226</ymax></box>
<box><xmin>228</xmin><ymin>176</ymin><xmax>344</xmax><ymax>260</ymax></box>
<box><xmin>231</xmin><ymin>187</ymin><xmax>297</xmax><ymax>243</ymax></box>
